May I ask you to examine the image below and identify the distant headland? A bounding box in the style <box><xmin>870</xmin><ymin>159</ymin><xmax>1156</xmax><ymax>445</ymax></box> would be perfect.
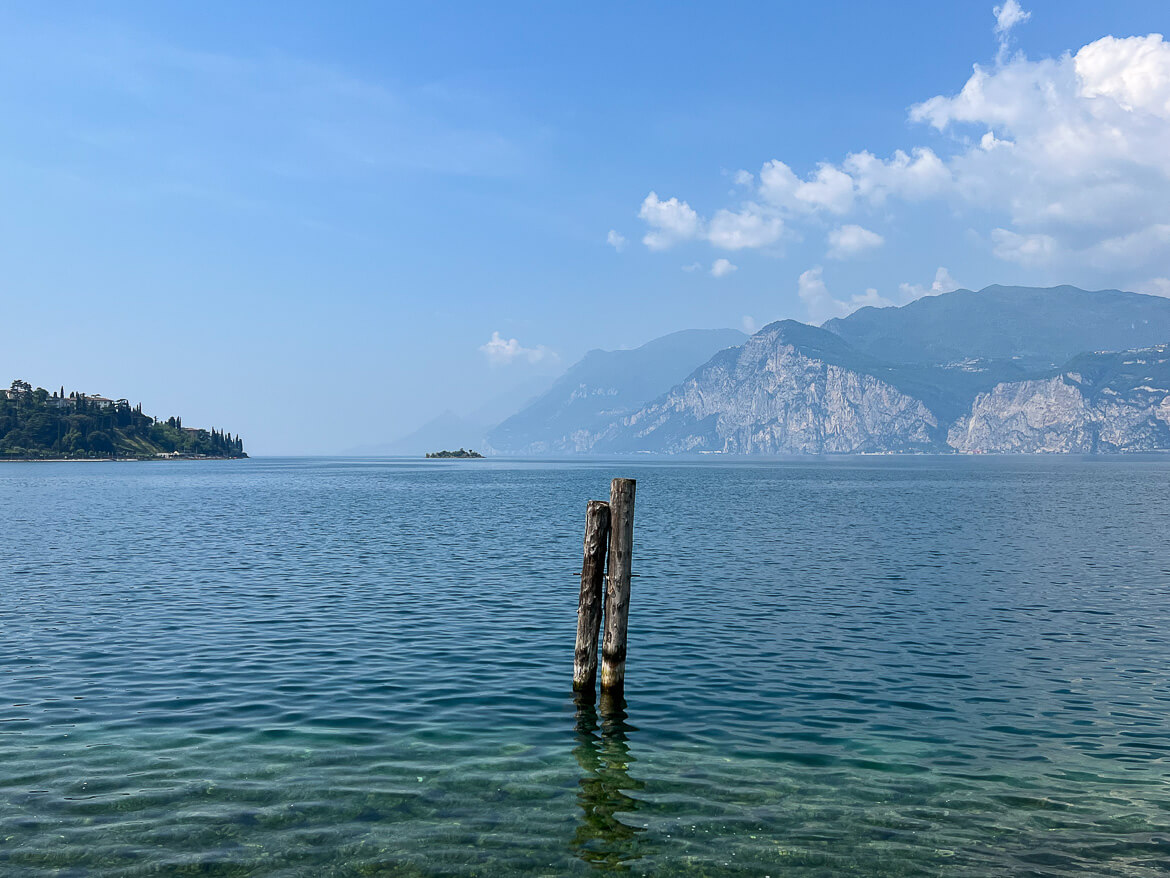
<box><xmin>1</xmin><ymin>380</ymin><xmax>247</xmax><ymax>461</ymax></box>
<box><xmin>425</xmin><ymin>448</ymin><xmax>484</xmax><ymax>459</ymax></box>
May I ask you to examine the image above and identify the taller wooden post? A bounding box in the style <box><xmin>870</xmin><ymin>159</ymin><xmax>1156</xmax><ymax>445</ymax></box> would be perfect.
<box><xmin>573</xmin><ymin>500</ymin><xmax>611</xmax><ymax>692</ymax></box>
<box><xmin>600</xmin><ymin>478</ymin><xmax>635</xmax><ymax>692</ymax></box>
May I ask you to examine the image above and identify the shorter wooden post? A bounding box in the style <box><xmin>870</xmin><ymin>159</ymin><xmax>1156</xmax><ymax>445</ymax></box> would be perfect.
<box><xmin>573</xmin><ymin>500</ymin><xmax>611</xmax><ymax>692</ymax></box>
<box><xmin>601</xmin><ymin>478</ymin><xmax>635</xmax><ymax>692</ymax></box>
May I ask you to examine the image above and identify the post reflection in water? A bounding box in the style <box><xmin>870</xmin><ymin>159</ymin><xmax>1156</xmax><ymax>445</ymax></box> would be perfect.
<box><xmin>570</xmin><ymin>690</ymin><xmax>651</xmax><ymax>871</ymax></box>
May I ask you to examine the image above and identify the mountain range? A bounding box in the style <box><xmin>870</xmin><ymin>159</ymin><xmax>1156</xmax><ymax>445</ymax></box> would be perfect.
<box><xmin>483</xmin><ymin>328</ymin><xmax>746</xmax><ymax>454</ymax></box>
<box><xmin>474</xmin><ymin>285</ymin><xmax>1170</xmax><ymax>455</ymax></box>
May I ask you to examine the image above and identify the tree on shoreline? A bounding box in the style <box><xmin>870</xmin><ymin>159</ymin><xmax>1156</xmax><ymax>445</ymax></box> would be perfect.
<box><xmin>1</xmin><ymin>379</ymin><xmax>247</xmax><ymax>459</ymax></box>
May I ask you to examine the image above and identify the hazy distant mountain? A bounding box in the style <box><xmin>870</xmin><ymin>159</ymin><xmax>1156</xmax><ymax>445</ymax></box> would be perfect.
<box><xmin>347</xmin><ymin>410</ymin><xmax>487</xmax><ymax>456</ymax></box>
<box><xmin>465</xmin><ymin>374</ymin><xmax>559</xmax><ymax>430</ymax></box>
<box><xmin>485</xmin><ymin>328</ymin><xmax>746</xmax><ymax>454</ymax></box>
<box><xmin>578</xmin><ymin>286</ymin><xmax>1170</xmax><ymax>454</ymax></box>
<box><xmin>824</xmin><ymin>285</ymin><xmax>1170</xmax><ymax>368</ymax></box>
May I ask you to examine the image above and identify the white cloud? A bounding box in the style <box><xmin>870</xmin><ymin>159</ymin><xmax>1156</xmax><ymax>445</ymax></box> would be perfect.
<box><xmin>711</xmin><ymin>258</ymin><xmax>738</xmax><ymax>278</ymax></box>
<box><xmin>993</xmin><ymin>1</ymin><xmax>1031</xmax><ymax>62</ymax></box>
<box><xmin>682</xmin><ymin>262</ymin><xmax>702</xmax><ymax>272</ymax></box>
<box><xmin>993</xmin><ymin>1</ymin><xmax>1030</xmax><ymax>37</ymax></box>
<box><xmin>797</xmin><ymin>266</ymin><xmax>894</xmax><ymax>324</ymax></box>
<box><xmin>932</xmin><ymin>266</ymin><xmax>960</xmax><ymax>294</ymax></box>
<box><xmin>640</xmin><ymin>192</ymin><xmax>782</xmax><ymax>251</ymax></box>
<box><xmin>853</xmin><ymin>288</ymin><xmax>894</xmax><ymax>310</ymax></box>
<box><xmin>639</xmin><ymin>191</ymin><xmax>702</xmax><ymax>250</ymax></box>
<box><xmin>757</xmin><ymin>160</ymin><xmax>800</xmax><ymax>208</ymax></box>
<box><xmin>732</xmin><ymin>169</ymin><xmax>754</xmax><ymax>187</ymax></box>
<box><xmin>759</xmin><ymin>161</ymin><xmax>855</xmax><ymax>214</ymax></box>
<box><xmin>1076</xmin><ymin>34</ymin><xmax>1170</xmax><ymax>115</ymax></box>
<box><xmin>898</xmin><ymin>267</ymin><xmax>962</xmax><ymax>302</ymax></box>
<box><xmin>707</xmin><ymin>205</ymin><xmax>783</xmax><ymax>249</ymax></box>
<box><xmin>628</xmin><ymin>13</ymin><xmax>1170</xmax><ymax>283</ymax></box>
<box><xmin>908</xmin><ymin>33</ymin><xmax>1170</xmax><ymax>256</ymax></box>
<box><xmin>796</xmin><ymin>164</ymin><xmax>856</xmax><ymax>214</ymax></box>
<box><xmin>797</xmin><ymin>267</ymin><xmax>836</xmax><ymax>323</ymax></box>
<box><xmin>990</xmin><ymin>228</ymin><xmax>1059</xmax><ymax>266</ymax></box>
<box><xmin>606</xmin><ymin>229</ymin><xmax>626</xmax><ymax>252</ymax></box>
<box><xmin>827</xmin><ymin>224</ymin><xmax>885</xmax><ymax>258</ymax></box>
<box><xmin>479</xmin><ymin>331</ymin><xmax>555</xmax><ymax>366</ymax></box>
<box><xmin>843</xmin><ymin>148</ymin><xmax>951</xmax><ymax>203</ymax></box>
<box><xmin>1084</xmin><ymin>224</ymin><xmax>1170</xmax><ymax>269</ymax></box>
<box><xmin>742</xmin><ymin>315</ymin><xmax>758</xmax><ymax>333</ymax></box>
<box><xmin>1139</xmin><ymin>277</ymin><xmax>1170</xmax><ymax>297</ymax></box>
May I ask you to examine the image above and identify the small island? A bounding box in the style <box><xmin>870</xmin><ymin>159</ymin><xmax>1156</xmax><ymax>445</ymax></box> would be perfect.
<box><xmin>425</xmin><ymin>448</ymin><xmax>484</xmax><ymax>459</ymax></box>
<box><xmin>1</xmin><ymin>379</ymin><xmax>247</xmax><ymax>461</ymax></box>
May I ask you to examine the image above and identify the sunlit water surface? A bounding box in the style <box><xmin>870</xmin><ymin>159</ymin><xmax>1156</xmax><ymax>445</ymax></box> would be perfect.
<box><xmin>3</xmin><ymin>456</ymin><xmax>1170</xmax><ymax>876</ymax></box>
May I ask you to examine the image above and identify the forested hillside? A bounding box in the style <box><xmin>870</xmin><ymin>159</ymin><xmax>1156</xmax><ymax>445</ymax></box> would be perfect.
<box><xmin>0</xmin><ymin>380</ymin><xmax>246</xmax><ymax>460</ymax></box>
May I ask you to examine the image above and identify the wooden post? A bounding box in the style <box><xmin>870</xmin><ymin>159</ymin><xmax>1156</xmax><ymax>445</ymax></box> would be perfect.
<box><xmin>601</xmin><ymin>478</ymin><xmax>635</xmax><ymax>692</ymax></box>
<box><xmin>573</xmin><ymin>500</ymin><xmax>611</xmax><ymax>692</ymax></box>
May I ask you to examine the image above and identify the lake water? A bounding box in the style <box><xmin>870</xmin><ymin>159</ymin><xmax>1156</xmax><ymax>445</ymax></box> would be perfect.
<box><xmin>3</xmin><ymin>456</ymin><xmax>1170</xmax><ymax>876</ymax></box>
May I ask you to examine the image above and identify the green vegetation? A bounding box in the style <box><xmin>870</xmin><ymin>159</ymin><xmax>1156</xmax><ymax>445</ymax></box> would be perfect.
<box><xmin>425</xmin><ymin>448</ymin><xmax>483</xmax><ymax>459</ymax></box>
<box><xmin>0</xmin><ymin>379</ymin><xmax>247</xmax><ymax>460</ymax></box>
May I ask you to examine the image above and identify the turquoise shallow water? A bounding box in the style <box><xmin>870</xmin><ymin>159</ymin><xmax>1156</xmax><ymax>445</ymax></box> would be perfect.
<box><xmin>3</xmin><ymin>456</ymin><xmax>1170</xmax><ymax>876</ymax></box>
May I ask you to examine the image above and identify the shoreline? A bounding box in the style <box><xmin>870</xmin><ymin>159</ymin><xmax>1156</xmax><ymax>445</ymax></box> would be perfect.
<box><xmin>0</xmin><ymin>456</ymin><xmax>249</xmax><ymax>463</ymax></box>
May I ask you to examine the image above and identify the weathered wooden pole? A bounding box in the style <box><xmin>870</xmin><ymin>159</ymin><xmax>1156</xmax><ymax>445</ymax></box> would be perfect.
<box><xmin>600</xmin><ymin>478</ymin><xmax>635</xmax><ymax>692</ymax></box>
<box><xmin>574</xmin><ymin>500</ymin><xmax>611</xmax><ymax>692</ymax></box>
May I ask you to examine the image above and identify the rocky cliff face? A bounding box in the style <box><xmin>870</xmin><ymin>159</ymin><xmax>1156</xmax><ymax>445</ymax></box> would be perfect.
<box><xmin>593</xmin><ymin>322</ymin><xmax>939</xmax><ymax>454</ymax></box>
<box><xmin>947</xmin><ymin>377</ymin><xmax>1096</xmax><ymax>452</ymax></box>
<box><xmin>948</xmin><ymin>353</ymin><xmax>1170</xmax><ymax>453</ymax></box>
<box><xmin>484</xmin><ymin>288</ymin><xmax>1170</xmax><ymax>456</ymax></box>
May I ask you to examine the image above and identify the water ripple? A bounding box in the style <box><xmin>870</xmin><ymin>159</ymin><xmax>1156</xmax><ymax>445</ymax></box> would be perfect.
<box><xmin>4</xmin><ymin>456</ymin><xmax>1170</xmax><ymax>875</ymax></box>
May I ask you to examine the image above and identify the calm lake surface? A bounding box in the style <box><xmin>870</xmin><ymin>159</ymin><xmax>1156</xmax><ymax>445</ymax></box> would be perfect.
<box><xmin>3</xmin><ymin>456</ymin><xmax>1170</xmax><ymax>876</ymax></box>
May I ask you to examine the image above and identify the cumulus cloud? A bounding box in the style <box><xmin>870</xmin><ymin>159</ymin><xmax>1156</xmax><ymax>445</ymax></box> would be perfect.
<box><xmin>710</xmin><ymin>258</ymin><xmax>738</xmax><ymax>277</ymax></box>
<box><xmin>827</xmin><ymin>224</ymin><xmax>885</xmax><ymax>258</ymax></box>
<box><xmin>934</xmin><ymin>266</ymin><xmax>960</xmax><ymax>293</ymax></box>
<box><xmin>639</xmin><ymin>191</ymin><xmax>783</xmax><ymax>251</ymax></box>
<box><xmin>629</xmin><ymin>10</ymin><xmax>1170</xmax><ymax>283</ymax></box>
<box><xmin>606</xmin><ymin>229</ymin><xmax>626</xmax><ymax>252</ymax></box>
<box><xmin>742</xmin><ymin>315</ymin><xmax>758</xmax><ymax>333</ymax></box>
<box><xmin>797</xmin><ymin>266</ymin><xmax>894</xmax><ymax>324</ymax></box>
<box><xmin>479</xmin><ymin>331</ymin><xmax>555</xmax><ymax>366</ymax></box>
<box><xmin>707</xmin><ymin>205</ymin><xmax>783</xmax><ymax>249</ymax></box>
<box><xmin>1077</xmin><ymin>34</ymin><xmax>1170</xmax><ymax>114</ymax></box>
<box><xmin>898</xmin><ymin>267</ymin><xmax>962</xmax><ymax>303</ymax></box>
<box><xmin>759</xmin><ymin>160</ymin><xmax>856</xmax><ymax>214</ymax></box>
<box><xmin>843</xmin><ymin>148</ymin><xmax>951</xmax><ymax>203</ymax></box>
<box><xmin>682</xmin><ymin>262</ymin><xmax>702</xmax><ymax>272</ymax></box>
<box><xmin>909</xmin><ymin>32</ymin><xmax>1170</xmax><ymax>262</ymax></box>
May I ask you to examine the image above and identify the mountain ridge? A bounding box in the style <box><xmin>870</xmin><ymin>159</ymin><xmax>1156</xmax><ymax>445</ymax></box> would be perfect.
<box><xmin>484</xmin><ymin>327</ymin><xmax>746</xmax><ymax>454</ymax></box>
<box><xmin>489</xmin><ymin>285</ymin><xmax>1170</xmax><ymax>455</ymax></box>
<box><xmin>823</xmin><ymin>284</ymin><xmax>1170</xmax><ymax>368</ymax></box>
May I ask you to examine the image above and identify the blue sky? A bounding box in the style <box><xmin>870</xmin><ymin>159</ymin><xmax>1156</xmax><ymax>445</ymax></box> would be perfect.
<box><xmin>2</xmin><ymin>1</ymin><xmax>1168</xmax><ymax>453</ymax></box>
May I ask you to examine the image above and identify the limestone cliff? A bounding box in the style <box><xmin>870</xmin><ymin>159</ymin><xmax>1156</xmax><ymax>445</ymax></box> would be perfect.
<box><xmin>592</xmin><ymin>321</ymin><xmax>939</xmax><ymax>454</ymax></box>
<box><xmin>948</xmin><ymin>347</ymin><xmax>1170</xmax><ymax>453</ymax></box>
<box><xmin>483</xmin><ymin>287</ymin><xmax>1170</xmax><ymax>456</ymax></box>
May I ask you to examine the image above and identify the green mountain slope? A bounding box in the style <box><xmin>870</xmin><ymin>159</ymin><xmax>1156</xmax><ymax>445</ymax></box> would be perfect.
<box><xmin>0</xmin><ymin>380</ymin><xmax>246</xmax><ymax>460</ymax></box>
